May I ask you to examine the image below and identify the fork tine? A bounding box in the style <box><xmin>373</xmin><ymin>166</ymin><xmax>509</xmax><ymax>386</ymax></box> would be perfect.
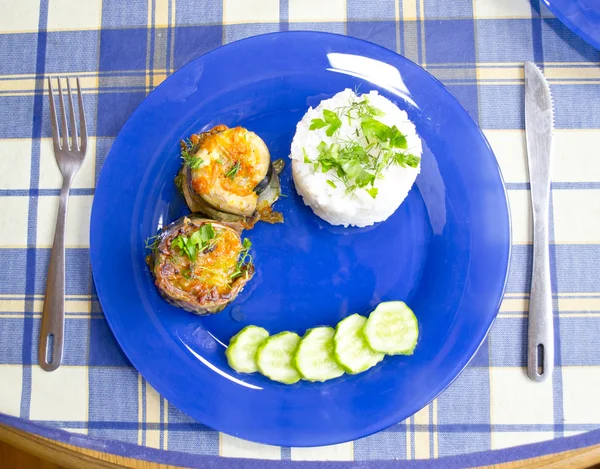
<box><xmin>66</xmin><ymin>78</ymin><xmax>79</xmax><ymax>151</ymax></box>
<box><xmin>47</xmin><ymin>77</ymin><xmax>61</xmax><ymax>151</ymax></box>
<box><xmin>76</xmin><ymin>78</ymin><xmax>87</xmax><ymax>154</ymax></box>
<box><xmin>57</xmin><ymin>78</ymin><xmax>70</xmax><ymax>150</ymax></box>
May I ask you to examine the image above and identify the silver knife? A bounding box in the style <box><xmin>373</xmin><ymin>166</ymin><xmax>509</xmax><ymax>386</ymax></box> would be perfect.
<box><xmin>524</xmin><ymin>61</ymin><xmax>554</xmax><ymax>382</ymax></box>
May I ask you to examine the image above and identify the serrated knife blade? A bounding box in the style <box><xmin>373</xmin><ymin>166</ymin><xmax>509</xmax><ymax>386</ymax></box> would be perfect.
<box><xmin>524</xmin><ymin>61</ymin><xmax>554</xmax><ymax>382</ymax></box>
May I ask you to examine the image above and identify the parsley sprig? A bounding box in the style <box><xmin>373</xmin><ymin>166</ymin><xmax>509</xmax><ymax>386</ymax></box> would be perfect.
<box><xmin>172</xmin><ymin>223</ymin><xmax>217</xmax><ymax>261</ymax></box>
<box><xmin>309</xmin><ymin>109</ymin><xmax>342</xmax><ymax>136</ymax></box>
<box><xmin>230</xmin><ymin>238</ymin><xmax>253</xmax><ymax>281</ymax></box>
<box><xmin>181</xmin><ymin>138</ymin><xmax>203</xmax><ymax>170</ymax></box>
<box><xmin>306</xmin><ymin>94</ymin><xmax>420</xmax><ymax>198</ymax></box>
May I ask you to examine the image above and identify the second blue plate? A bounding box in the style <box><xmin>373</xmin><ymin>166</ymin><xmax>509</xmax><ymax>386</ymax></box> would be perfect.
<box><xmin>543</xmin><ymin>0</ymin><xmax>600</xmax><ymax>50</ymax></box>
<box><xmin>90</xmin><ymin>32</ymin><xmax>511</xmax><ymax>447</ymax></box>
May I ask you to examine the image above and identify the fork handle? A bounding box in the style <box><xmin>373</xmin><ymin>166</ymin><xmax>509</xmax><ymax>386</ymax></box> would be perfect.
<box><xmin>39</xmin><ymin>177</ymin><xmax>71</xmax><ymax>371</ymax></box>
<box><xmin>527</xmin><ymin>206</ymin><xmax>554</xmax><ymax>381</ymax></box>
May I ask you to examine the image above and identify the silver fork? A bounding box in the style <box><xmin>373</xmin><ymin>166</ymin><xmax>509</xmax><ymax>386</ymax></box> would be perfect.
<box><xmin>39</xmin><ymin>77</ymin><xmax>87</xmax><ymax>371</ymax></box>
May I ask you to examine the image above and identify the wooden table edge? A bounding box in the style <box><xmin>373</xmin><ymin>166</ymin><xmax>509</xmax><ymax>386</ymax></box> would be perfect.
<box><xmin>1</xmin><ymin>423</ymin><xmax>600</xmax><ymax>469</ymax></box>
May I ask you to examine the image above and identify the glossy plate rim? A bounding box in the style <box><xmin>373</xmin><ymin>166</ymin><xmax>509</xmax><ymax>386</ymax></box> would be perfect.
<box><xmin>542</xmin><ymin>0</ymin><xmax>600</xmax><ymax>50</ymax></box>
<box><xmin>90</xmin><ymin>31</ymin><xmax>512</xmax><ymax>447</ymax></box>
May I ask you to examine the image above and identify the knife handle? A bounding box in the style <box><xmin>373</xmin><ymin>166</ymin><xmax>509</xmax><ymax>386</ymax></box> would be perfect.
<box><xmin>527</xmin><ymin>205</ymin><xmax>554</xmax><ymax>382</ymax></box>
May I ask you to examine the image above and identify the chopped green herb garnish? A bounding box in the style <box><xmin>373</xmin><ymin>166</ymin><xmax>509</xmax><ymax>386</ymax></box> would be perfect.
<box><xmin>145</xmin><ymin>235</ymin><xmax>160</xmax><ymax>252</ymax></box>
<box><xmin>230</xmin><ymin>238</ymin><xmax>253</xmax><ymax>281</ymax></box>
<box><xmin>361</xmin><ymin>118</ymin><xmax>407</xmax><ymax>150</ymax></box>
<box><xmin>225</xmin><ymin>161</ymin><xmax>241</xmax><ymax>180</ymax></box>
<box><xmin>172</xmin><ymin>223</ymin><xmax>217</xmax><ymax>261</ymax></box>
<box><xmin>181</xmin><ymin>138</ymin><xmax>203</xmax><ymax>170</ymax></box>
<box><xmin>182</xmin><ymin>150</ymin><xmax>203</xmax><ymax>170</ymax></box>
<box><xmin>335</xmin><ymin>95</ymin><xmax>384</xmax><ymax>122</ymax></box>
<box><xmin>189</xmin><ymin>223</ymin><xmax>216</xmax><ymax>246</ymax></box>
<box><xmin>172</xmin><ymin>235</ymin><xmax>191</xmax><ymax>258</ymax></box>
<box><xmin>307</xmin><ymin>94</ymin><xmax>420</xmax><ymax>198</ymax></box>
<box><xmin>309</xmin><ymin>118</ymin><xmax>327</xmax><ymax>130</ymax></box>
<box><xmin>310</xmin><ymin>109</ymin><xmax>342</xmax><ymax>137</ymax></box>
<box><xmin>366</xmin><ymin>187</ymin><xmax>379</xmax><ymax>199</ymax></box>
<box><xmin>313</xmin><ymin>141</ymin><xmax>375</xmax><ymax>192</ymax></box>
<box><xmin>302</xmin><ymin>147</ymin><xmax>312</xmax><ymax>164</ymax></box>
<box><xmin>395</xmin><ymin>153</ymin><xmax>420</xmax><ymax>168</ymax></box>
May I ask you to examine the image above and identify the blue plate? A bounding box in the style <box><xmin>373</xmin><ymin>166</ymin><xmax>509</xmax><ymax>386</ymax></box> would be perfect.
<box><xmin>90</xmin><ymin>31</ymin><xmax>511</xmax><ymax>447</ymax></box>
<box><xmin>543</xmin><ymin>0</ymin><xmax>600</xmax><ymax>50</ymax></box>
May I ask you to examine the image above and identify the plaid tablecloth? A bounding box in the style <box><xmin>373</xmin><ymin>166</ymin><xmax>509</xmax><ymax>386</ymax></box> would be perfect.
<box><xmin>1</xmin><ymin>0</ymin><xmax>600</xmax><ymax>466</ymax></box>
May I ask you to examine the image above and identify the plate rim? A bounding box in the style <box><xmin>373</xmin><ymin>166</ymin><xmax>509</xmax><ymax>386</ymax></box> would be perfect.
<box><xmin>90</xmin><ymin>30</ymin><xmax>512</xmax><ymax>447</ymax></box>
<box><xmin>4</xmin><ymin>413</ymin><xmax>600</xmax><ymax>468</ymax></box>
<box><xmin>541</xmin><ymin>0</ymin><xmax>600</xmax><ymax>50</ymax></box>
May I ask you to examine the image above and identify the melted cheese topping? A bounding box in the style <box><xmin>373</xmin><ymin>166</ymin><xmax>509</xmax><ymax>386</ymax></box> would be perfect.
<box><xmin>190</xmin><ymin>127</ymin><xmax>266</xmax><ymax>198</ymax></box>
<box><xmin>165</xmin><ymin>225</ymin><xmax>242</xmax><ymax>298</ymax></box>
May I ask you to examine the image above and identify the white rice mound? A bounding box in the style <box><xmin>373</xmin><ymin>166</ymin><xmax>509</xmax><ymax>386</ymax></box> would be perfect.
<box><xmin>290</xmin><ymin>89</ymin><xmax>422</xmax><ymax>227</ymax></box>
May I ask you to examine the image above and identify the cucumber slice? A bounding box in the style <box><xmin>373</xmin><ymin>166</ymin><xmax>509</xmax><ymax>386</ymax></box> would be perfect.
<box><xmin>363</xmin><ymin>301</ymin><xmax>419</xmax><ymax>355</ymax></box>
<box><xmin>225</xmin><ymin>325</ymin><xmax>269</xmax><ymax>374</ymax></box>
<box><xmin>334</xmin><ymin>314</ymin><xmax>384</xmax><ymax>374</ymax></box>
<box><xmin>256</xmin><ymin>331</ymin><xmax>301</xmax><ymax>384</ymax></box>
<box><xmin>294</xmin><ymin>327</ymin><xmax>345</xmax><ymax>382</ymax></box>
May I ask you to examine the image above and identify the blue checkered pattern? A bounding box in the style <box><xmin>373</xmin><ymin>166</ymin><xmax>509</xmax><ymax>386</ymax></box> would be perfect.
<box><xmin>1</xmin><ymin>0</ymin><xmax>600</xmax><ymax>463</ymax></box>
